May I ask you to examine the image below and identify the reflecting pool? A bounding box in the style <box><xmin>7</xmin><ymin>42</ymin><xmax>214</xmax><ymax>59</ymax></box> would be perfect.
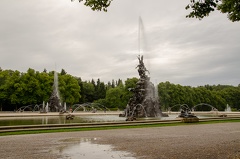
<box><xmin>0</xmin><ymin>114</ymin><xmax>178</xmax><ymax>126</ymax></box>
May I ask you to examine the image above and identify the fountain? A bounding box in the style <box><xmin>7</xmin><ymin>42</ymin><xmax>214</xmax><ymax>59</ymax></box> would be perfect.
<box><xmin>17</xmin><ymin>104</ymin><xmax>44</xmax><ymax>112</ymax></box>
<box><xmin>120</xmin><ymin>55</ymin><xmax>162</xmax><ymax>121</ymax></box>
<box><xmin>72</xmin><ymin>103</ymin><xmax>110</xmax><ymax>113</ymax></box>
<box><xmin>119</xmin><ymin>17</ymin><xmax>164</xmax><ymax>120</ymax></box>
<box><xmin>177</xmin><ymin>104</ymin><xmax>199</xmax><ymax>123</ymax></box>
<box><xmin>192</xmin><ymin>103</ymin><xmax>218</xmax><ymax>112</ymax></box>
<box><xmin>48</xmin><ymin>71</ymin><xmax>64</xmax><ymax>112</ymax></box>
<box><xmin>225</xmin><ymin>104</ymin><xmax>231</xmax><ymax>112</ymax></box>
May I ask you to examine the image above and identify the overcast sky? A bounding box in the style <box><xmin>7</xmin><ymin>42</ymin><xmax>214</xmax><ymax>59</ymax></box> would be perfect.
<box><xmin>1</xmin><ymin>0</ymin><xmax>240</xmax><ymax>86</ymax></box>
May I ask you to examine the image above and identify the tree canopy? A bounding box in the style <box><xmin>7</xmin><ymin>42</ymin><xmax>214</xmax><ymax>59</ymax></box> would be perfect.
<box><xmin>72</xmin><ymin>0</ymin><xmax>112</xmax><ymax>11</ymax></box>
<box><xmin>1</xmin><ymin>68</ymin><xmax>240</xmax><ymax>111</ymax></box>
<box><xmin>186</xmin><ymin>0</ymin><xmax>240</xmax><ymax>22</ymax></box>
<box><xmin>72</xmin><ymin>0</ymin><xmax>240</xmax><ymax>22</ymax></box>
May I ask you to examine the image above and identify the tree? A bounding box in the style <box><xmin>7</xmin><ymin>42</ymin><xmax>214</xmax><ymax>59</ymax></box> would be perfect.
<box><xmin>0</xmin><ymin>70</ymin><xmax>11</xmax><ymax>110</ymax></box>
<box><xmin>19</xmin><ymin>68</ymin><xmax>42</xmax><ymax>104</ymax></box>
<box><xmin>72</xmin><ymin>0</ymin><xmax>240</xmax><ymax>22</ymax></box>
<box><xmin>185</xmin><ymin>0</ymin><xmax>240</xmax><ymax>22</ymax></box>
<box><xmin>125</xmin><ymin>77</ymin><xmax>138</xmax><ymax>90</ymax></box>
<box><xmin>116</xmin><ymin>79</ymin><xmax>123</xmax><ymax>87</ymax></box>
<box><xmin>158</xmin><ymin>81</ymin><xmax>172</xmax><ymax>110</ymax></box>
<box><xmin>60</xmin><ymin>69</ymin><xmax>67</xmax><ymax>75</ymax></box>
<box><xmin>58</xmin><ymin>74</ymin><xmax>81</xmax><ymax>105</ymax></box>
<box><xmin>220</xmin><ymin>87</ymin><xmax>240</xmax><ymax>110</ymax></box>
<box><xmin>111</xmin><ymin>79</ymin><xmax>115</xmax><ymax>88</ymax></box>
<box><xmin>95</xmin><ymin>78</ymin><xmax>106</xmax><ymax>99</ymax></box>
<box><xmin>105</xmin><ymin>87</ymin><xmax>125</xmax><ymax>109</ymax></box>
<box><xmin>43</xmin><ymin>68</ymin><xmax>47</xmax><ymax>73</ymax></box>
<box><xmin>81</xmin><ymin>81</ymin><xmax>95</xmax><ymax>102</ymax></box>
<box><xmin>2</xmin><ymin>70</ymin><xmax>22</xmax><ymax>110</ymax></box>
<box><xmin>72</xmin><ymin>0</ymin><xmax>112</xmax><ymax>11</ymax></box>
<box><xmin>36</xmin><ymin>71</ymin><xmax>54</xmax><ymax>103</ymax></box>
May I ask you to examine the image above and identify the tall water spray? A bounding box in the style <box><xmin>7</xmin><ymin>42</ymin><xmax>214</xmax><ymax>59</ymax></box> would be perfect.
<box><xmin>139</xmin><ymin>16</ymin><xmax>160</xmax><ymax>106</ymax></box>
<box><xmin>48</xmin><ymin>71</ymin><xmax>63</xmax><ymax>112</ymax></box>
<box><xmin>138</xmin><ymin>16</ymin><xmax>143</xmax><ymax>56</ymax></box>
<box><xmin>54</xmin><ymin>70</ymin><xmax>60</xmax><ymax>99</ymax></box>
<box><xmin>138</xmin><ymin>16</ymin><xmax>151</xmax><ymax>71</ymax></box>
<box><xmin>121</xmin><ymin>17</ymin><xmax>162</xmax><ymax>120</ymax></box>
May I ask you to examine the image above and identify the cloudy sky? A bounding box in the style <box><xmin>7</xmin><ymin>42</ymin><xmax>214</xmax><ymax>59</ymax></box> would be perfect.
<box><xmin>1</xmin><ymin>0</ymin><xmax>240</xmax><ymax>86</ymax></box>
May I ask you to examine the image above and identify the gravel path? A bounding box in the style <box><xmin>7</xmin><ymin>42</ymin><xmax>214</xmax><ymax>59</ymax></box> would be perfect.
<box><xmin>0</xmin><ymin>122</ymin><xmax>239</xmax><ymax>159</ymax></box>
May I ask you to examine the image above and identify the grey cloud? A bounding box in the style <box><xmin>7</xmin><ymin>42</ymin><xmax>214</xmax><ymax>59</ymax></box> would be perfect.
<box><xmin>0</xmin><ymin>0</ymin><xmax>240</xmax><ymax>86</ymax></box>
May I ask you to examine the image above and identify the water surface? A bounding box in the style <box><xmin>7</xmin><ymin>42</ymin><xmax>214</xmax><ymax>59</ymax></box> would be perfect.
<box><xmin>55</xmin><ymin>138</ymin><xmax>135</xmax><ymax>159</ymax></box>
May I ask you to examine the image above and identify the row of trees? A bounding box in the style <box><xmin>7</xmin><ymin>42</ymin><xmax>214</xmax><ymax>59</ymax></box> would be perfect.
<box><xmin>158</xmin><ymin>81</ymin><xmax>240</xmax><ymax>111</ymax></box>
<box><xmin>1</xmin><ymin>68</ymin><xmax>240</xmax><ymax>111</ymax></box>
<box><xmin>0</xmin><ymin>68</ymin><xmax>135</xmax><ymax>111</ymax></box>
<box><xmin>93</xmin><ymin>80</ymin><xmax>240</xmax><ymax>111</ymax></box>
<box><xmin>0</xmin><ymin>68</ymin><xmax>81</xmax><ymax>111</ymax></box>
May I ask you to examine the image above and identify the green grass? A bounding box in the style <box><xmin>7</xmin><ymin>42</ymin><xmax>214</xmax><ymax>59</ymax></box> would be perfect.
<box><xmin>0</xmin><ymin>119</ymin><xmax>240</xmax><ymax>136</ymax></box>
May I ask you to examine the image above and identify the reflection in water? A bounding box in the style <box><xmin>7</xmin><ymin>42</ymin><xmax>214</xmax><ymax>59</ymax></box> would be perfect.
<box><xmin>0</xmin><ymin>114</ymin><xmax>215</xmax><ymax>126</ymax></box>
<box><xmin>0</xmin><ymin>115</ymin><xmax>126</xmax><ymax>126</ymax></box>
<box><xmin>56</xmin><ymin>138</ymin><xmax>135</xmax><ymax>159</ymax></box>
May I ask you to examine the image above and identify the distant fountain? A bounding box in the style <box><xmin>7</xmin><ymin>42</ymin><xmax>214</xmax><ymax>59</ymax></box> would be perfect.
<box><xmin>45</xmin><ymin>102</ymin><xmax>49</xmax><ymax>113</ymax></box>
<box><xmin>192</xmin><ymin>103</ymin><xmax>218</xmax><ymax>112</ymax></box>
<box><xmin>72</xmin><ymin>103</ymin><xmax>110</xmax><ymax>112</ymax></box>
<box><xmin>17</xmin><ymin>104</ymin><xmax>43</xmax><ymax>112</ymax></box>
<box><xmin>48</xmin><ymin>71</ymin><xmax>63</xmax><ymax>112</ymax></box>
<box><xmin>176</xmin><ymin>104</ymin><xmax>199</xmax><ymax>122</ymax></box>
<box><xmin>42</xmin><ymin>101</ymin><xmax>45</xmax><ymax>112</ymax></box>
<box><xmin>64</xmin><ymin>102</ymin><xmax>67</xmax><ymax>112</ymax></box>
<box><xmin>225</xmin><ymin>104</ymin><xmax>231</xmax><ymax>112</ymax></box>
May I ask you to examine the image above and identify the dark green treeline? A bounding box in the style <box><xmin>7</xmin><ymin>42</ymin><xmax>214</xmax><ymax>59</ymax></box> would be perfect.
<box><xmin>0</xmin><ymin>68</ymin><xmax>240</xmax><ymax>111</ymax></box>
<box><xmin>159</xmin><ymin>81</ymin><xmax>240</xmax><ymax>111</ymax></box>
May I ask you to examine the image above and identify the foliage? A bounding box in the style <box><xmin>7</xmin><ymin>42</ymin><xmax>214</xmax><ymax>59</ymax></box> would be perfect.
<box><xmin>1</xmin><ymin>68</ymin><xmax>240</xmax><ymax>111</ymax></box>
<box><xmin>58</xmin><ymin>74</ymin><xmax>81</xmax><ymax>104</ymax></box>
<box><xmin>0</xmin><ymin>68</ymin><xmax>81</xmax><ymax>110</ymax></box>
<box><xmin>72</xmin><ymin>0</ymin><xmax>240</xmax><ymax>22</ymax></box>
<box><xmin>124</xmin><ymin>77</ymin><xmax>138</xmax><ymax>90</ymax></box>
<box><xmin>105</xmin><ymin>87</ymin><xmax>125</xmax><ymax>109</ymax></box>
<box><xmin>78</xmin><ymin>78</ymin><xmax>107</xmax><ymax>103</ymax></box>
<box><xmin>93</xmin><ymin>98</ymin><xmax>109</xmax><ymax>107</ymax></box>
<box><xmin>158</xmin><ymin>81</ymin><xmax>240</xmax><ymax>111</ymax></box>
<box><xmin>71</xmin><ymin>0</ymin><xmax>113</xmax><ymax>12</ymax></box>
<box><xmin>95</xmin><ymin>78</ymin><xmax>106</xmax><ymax>99</ymax></box>
<box><xmin>104</xmin><ymin>77</ymin><xmax>138</xmax><ymax>110</ymax></box>
<box><xmin>80</xmin><ymin>81</ymin><xmax>95</xmax><ymax>103</ymax></box>
<box><xmin>60</xmin><ymin>69</ymin><xmax>67</xmax><ymax>75</ymax></box>
<box><xmin>186</xmin><ymin>0</ymin><xmax>240</xmax><ymax>22</ymax></box>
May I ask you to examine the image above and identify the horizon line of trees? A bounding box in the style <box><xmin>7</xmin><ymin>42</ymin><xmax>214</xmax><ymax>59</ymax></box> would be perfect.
<box><xmin>0</xmin><ymin>68</ymin><xmax>240</xmax><ymax>111</ymax></box>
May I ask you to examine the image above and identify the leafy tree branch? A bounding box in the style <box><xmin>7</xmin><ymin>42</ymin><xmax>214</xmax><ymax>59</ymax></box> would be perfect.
<box><xmin>72</xmin><ymin>0</ymin><xmax>240</xmax><ymax>22</ymax></box>
<box><xmin>185</xmin><ymin>0</ymin><xmax>240</xmax><ymax>22</ymax></box>
<box><xmin>71</xmin><ymin>0</ymin><xmax>113</xmax><ymax>11</ymax></box>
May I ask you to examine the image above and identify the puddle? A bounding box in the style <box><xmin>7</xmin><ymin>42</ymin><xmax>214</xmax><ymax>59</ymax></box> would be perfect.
<box><xmin>55</xmin><ymin>138</ymin><xmax>135</xmax><ymax>159</ymax></box>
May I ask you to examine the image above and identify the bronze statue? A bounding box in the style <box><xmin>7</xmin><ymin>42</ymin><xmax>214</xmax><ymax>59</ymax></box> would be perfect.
<box><xmin>123</xmin><ymin>55</ymin><xmax>162</xmax><ymax>120</ymax></box>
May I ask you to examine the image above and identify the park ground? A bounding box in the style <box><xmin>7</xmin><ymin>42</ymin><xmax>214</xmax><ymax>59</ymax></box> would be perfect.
<box><xmin>0</xmin><ymin>122</ymin><xmax>239</xmax><ymax>159</ymax></box>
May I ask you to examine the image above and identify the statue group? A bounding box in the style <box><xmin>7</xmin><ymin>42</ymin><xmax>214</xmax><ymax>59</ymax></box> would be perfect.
<box><xmin>122</xmin><ymin>55</ymin><xmax>162</xmax><ymax>120</ymax></box>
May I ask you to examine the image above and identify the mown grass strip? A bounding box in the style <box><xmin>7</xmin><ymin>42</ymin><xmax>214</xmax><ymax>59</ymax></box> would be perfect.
<box><xmin>0</xmin><ymin>118</ymin><xmax>239</xmax><ymax>136</ymax></box>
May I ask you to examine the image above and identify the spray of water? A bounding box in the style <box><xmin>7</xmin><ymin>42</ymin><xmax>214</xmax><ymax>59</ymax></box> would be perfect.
<box><xmin>54</xmin><ymin>70</ymin><xmax>60</xmax><ymax>99</ymax></box>
<box><xmin>138</xmin><ymin>16</ymin><xmax>151</xmax><ymax>74</ymax></box>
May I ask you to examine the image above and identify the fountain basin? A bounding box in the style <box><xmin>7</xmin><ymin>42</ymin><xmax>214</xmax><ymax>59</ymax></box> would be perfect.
<box><xmin>179</xmin><ymin>117</ymin><xmax>199</xmax><ymax>123</ymax></box>
<box><xmin>0</xmin><ymin>111</ymin><xmax>239</xmax><ymax>126</ymax></box>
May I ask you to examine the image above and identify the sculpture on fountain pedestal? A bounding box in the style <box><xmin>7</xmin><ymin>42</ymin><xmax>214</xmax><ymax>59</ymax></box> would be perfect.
<box><xmin>122</xmin><ymin>55</ymin><xmax>162</xmax><ymax>120</ymax></box>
